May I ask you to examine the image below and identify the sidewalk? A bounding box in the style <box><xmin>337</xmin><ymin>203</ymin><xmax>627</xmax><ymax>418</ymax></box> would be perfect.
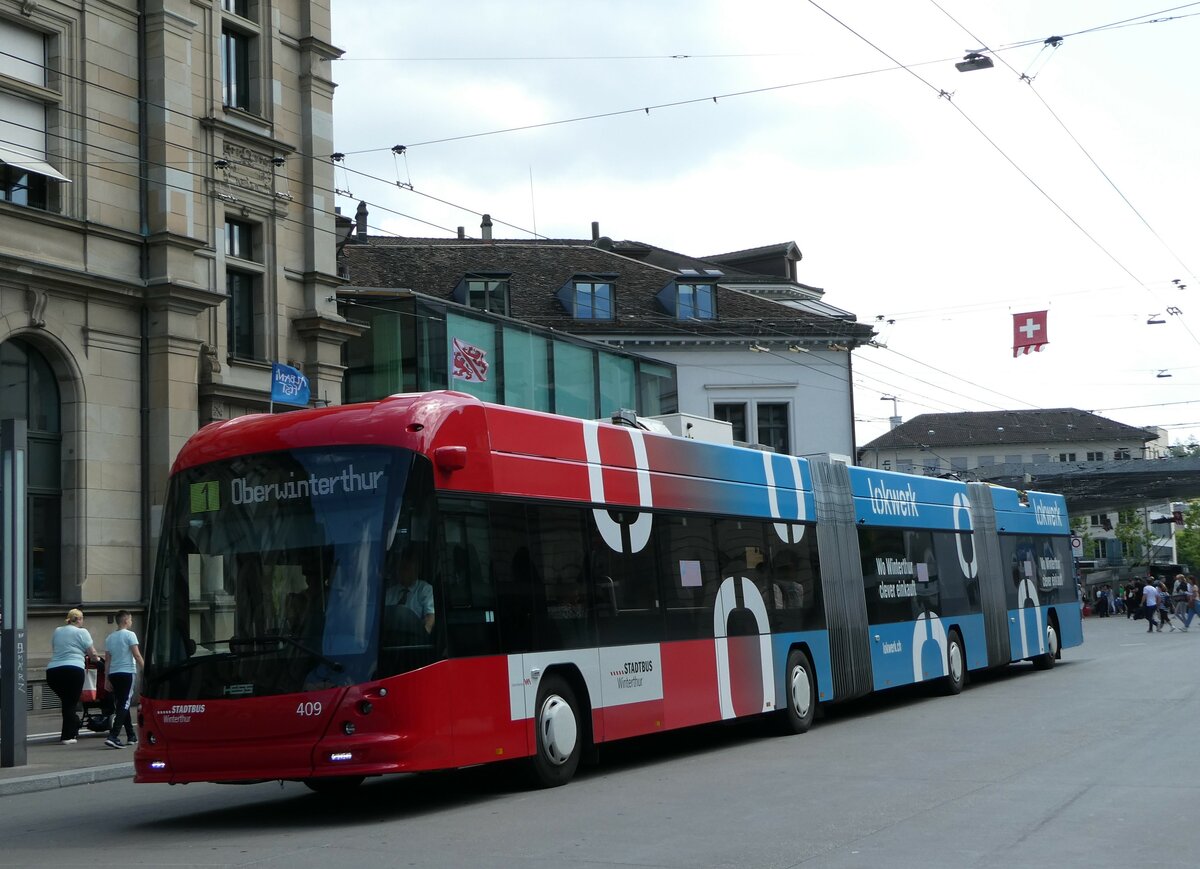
<box><xmin>0</xmin><ymin>711</ymin><xmax>134</xmax><ymax>796</ymax></box>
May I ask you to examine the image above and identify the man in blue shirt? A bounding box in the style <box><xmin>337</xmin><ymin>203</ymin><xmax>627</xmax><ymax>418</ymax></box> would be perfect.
<box><xmin>103</xmin><ymin>610</ymin><xmax>144</xmax><ymax>748</ymax></box>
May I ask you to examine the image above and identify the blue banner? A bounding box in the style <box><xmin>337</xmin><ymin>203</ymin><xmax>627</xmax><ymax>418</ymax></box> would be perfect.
<box><xmin>270</xmin><ymin>362</ymin><xmax>310</xmax><ymax>407</ymax></box>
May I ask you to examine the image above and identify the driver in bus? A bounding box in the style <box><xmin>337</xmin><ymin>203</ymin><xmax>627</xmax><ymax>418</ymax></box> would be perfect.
<box><xmin>384</xmin><ymin>550</ymin><xmax>435</xmax><ymax>634</ymax></box>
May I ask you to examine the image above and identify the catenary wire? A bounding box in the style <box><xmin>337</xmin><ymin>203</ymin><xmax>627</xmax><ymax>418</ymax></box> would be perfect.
<box><xmin>928</xmin><ymin>0</ymin><xmax>1199</xmax><ymax>285</ymax></box>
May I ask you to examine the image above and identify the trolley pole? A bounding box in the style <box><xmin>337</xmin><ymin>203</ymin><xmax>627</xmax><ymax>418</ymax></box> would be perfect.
<box><xmin>1</xmin><ymin>419</ymin><xmax>28</xmax><ymax>768</ymax></box>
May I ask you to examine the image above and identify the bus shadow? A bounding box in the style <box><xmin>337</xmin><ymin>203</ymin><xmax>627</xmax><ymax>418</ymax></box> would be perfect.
<box><xmin>138</xmin><ymin>663</ymin><xmax>1071</xmax><ymax>830</ymax></box>
<box><xmin>819</xmin><ymin>659</ymin><xmax>1074</xmax><ymax>724</ymax></box>
<box><xmin>136</xmin><ymin>764</ymin><xmax>537</xmax><ymax>831</ymax></box>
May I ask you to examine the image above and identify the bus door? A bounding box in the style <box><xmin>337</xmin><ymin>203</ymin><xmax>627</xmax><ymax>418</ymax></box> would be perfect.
<box><xmin>966</xmin><ymin>483</ymin><xmax>1012</xmax><ymax>667</ymax></box>
<box><xmin>1001</xmin><ymin>535</ymin><xmax>1047</xmax><ymax>661</ymax></box>
<box><xmin>810</xmin><ymin>459</ymin><xmax>873</xmax><ymax>702</ymax></box>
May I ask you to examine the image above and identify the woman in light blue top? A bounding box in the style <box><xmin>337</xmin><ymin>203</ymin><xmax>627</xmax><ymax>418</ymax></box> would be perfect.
<box><xmin>46</xmin><ymin>608</ymin><xmax>99</xmax><ymax>743</ymax></box>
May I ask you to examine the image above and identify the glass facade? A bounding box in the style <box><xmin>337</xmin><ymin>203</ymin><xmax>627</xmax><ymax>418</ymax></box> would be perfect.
<box><xmin>341</xmin><ymin>295</ymin><xmax>677</xmax><ymax>419</ymax></box>
<box><xmin>502</xmin><ymin>327</ymin><xmax>551</xmax><ymax>412</ymax></box>
<box><xmin>598</xmin><ymin>354</ymin><xmax>636</xmax><ymax>418</ymax></box>
<box><xmin>551</xmin><ymin>341</ymin><xmax>595</xmax><ymax>418</ymax></box>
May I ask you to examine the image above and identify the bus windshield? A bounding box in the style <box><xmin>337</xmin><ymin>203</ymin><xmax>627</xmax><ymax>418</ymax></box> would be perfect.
<box><xmin>144</xmin><ymin>446</ymin><xmax>433</xmax><ymax>700</ymax></box>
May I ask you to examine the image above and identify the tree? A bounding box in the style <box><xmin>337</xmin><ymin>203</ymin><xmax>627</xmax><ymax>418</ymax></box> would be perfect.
<box><xmin>1115</xmin><ymin>509</ymin><xmax>1155</xmax><ymax>566</ymax></box>
<box><xmin>1173</xmin><ymin>499</ymin><xmax>1200</xmax><ymax>570</ymax></box>
<box><xmin>1169</xmin><ymin>437</ymin><xmax>1200</xmax><ymax>458</ymax></box>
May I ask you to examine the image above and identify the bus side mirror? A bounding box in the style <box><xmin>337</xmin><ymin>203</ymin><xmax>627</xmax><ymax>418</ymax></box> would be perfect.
<box><xmin>434</xmin><ymin>446</ymin><xmax>468</xmax><ymax>472</ymax></box>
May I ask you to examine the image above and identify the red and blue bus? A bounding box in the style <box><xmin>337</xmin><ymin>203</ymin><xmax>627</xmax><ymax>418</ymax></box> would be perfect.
<box><xmin>135</xmin><ymin>391</ymin><xmax>1082</xmax><ymax>790</ymax></box>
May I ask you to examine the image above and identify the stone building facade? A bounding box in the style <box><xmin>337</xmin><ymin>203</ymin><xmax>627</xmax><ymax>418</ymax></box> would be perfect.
<box><xmin>0</xmin><ymin>0</ymin><xmax>356</xmax><ymax>705</ymax></box>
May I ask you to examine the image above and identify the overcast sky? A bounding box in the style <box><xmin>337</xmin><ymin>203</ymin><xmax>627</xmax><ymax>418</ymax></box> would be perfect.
<box><xmin>329</xmin><ymin>1</ymin><xmax>1200</xmax><ymax>449</ymax></box>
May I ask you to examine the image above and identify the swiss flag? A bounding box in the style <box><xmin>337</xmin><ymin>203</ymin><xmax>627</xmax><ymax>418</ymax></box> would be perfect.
<box><xmin>1013</xmin><ymin>311</ymin><xmax>1048</xmax><ymax>357</ymax></box>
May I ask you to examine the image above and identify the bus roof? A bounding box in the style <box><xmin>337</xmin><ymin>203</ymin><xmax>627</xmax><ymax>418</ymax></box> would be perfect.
<box><xmin>171</xmin><ymin>391</ymin><xmax>1066</xmax><ymax>531</ymax></box>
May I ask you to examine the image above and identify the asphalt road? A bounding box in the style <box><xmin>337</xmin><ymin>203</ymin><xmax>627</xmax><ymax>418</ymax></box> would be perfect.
<box><xmin>3</xmin><ymin>614</ymin><xmax>1197</xmax><ymax>869</ymax></box>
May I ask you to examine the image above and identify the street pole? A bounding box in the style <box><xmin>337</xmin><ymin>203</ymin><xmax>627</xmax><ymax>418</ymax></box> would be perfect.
<box><xmin>1</xmin><ymin>419</ymin><xmax>28</xmax><ymax>767</ymax></box>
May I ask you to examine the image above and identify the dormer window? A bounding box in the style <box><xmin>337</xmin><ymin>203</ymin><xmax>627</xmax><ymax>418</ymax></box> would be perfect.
<box><xmin>452</xmin><ymin>273</ymin><xmax>510</xmax><ymax>315</ymax></box>
<box><xmin>557</xmin><ymin>276</ymin><xmax>615</xmax><ymax>320</ymax></box>
<box><xmin>677</xmin><ymin>283</ymin><xmax>716</xmax><ymax>319</ymax></box>
<box><xmin>656</xmin><ymin>277</ymin><xmax>718</xmax><ymax>320</ymax></box>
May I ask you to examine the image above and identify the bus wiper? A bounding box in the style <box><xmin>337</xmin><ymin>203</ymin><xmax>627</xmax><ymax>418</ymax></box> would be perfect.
<box><xmin>144</xmin><ymin>650</ymin><xmax>242</xmax><ymax>688</ymax></box>
<box><xmin>237</xmin><ymin>635</ymin><xmax>345</xmax><ymax>673</ymax></box>
<box><xmin>146</xmin><ymin>637</ymin><xmax>344</xmax><ymax>688</ymax></box>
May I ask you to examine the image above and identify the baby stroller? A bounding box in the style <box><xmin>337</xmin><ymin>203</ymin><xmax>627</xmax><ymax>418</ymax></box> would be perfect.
<box><xmin>78</xmin><ymin>657</ymin><xmax>114</xmax><ymax>733</ymax></box>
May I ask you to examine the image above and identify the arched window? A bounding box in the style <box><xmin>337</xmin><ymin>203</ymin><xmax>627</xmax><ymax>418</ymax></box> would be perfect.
<box><xmin>0</xmin><ymin>337</ymin><xmax>62</xmax><ymax>601</ymax></box>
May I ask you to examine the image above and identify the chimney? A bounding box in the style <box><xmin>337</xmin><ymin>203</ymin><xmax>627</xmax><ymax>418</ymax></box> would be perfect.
<box><xmin>481</xmin><ymin>213</ymin><xmax>493</xmax><ymax>241</ymax></box>
<box><xmin>591</xmin><ymin>221</ymin><xmax>600</xmax><ymax>241</ymax></box>
<box><xmin>355</xmin><ymin>200</ymin><xmax>368</xmax><ymax>243</ymax></box>
<box><xmin>457</xmin><ymin>226</ymin><xmax>465</xmax><ymax>239</ymax></box>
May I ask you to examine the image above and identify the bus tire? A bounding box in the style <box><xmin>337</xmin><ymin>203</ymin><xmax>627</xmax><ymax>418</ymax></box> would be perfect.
<box><xmin>942</xmin><ymin>630</ymin><xmax>966</xmax><ymax>695</ymax></box>
<box><xmin>1033</xmin><ymin>620</ymin><xmax>1059</xmax><ymax>670</ymax></box>
<box><xmin>303</xmin><ymin>775</ymin><xmax>364</xmax><ymax>795</ymax></box>
<box><xmin>779</xmin><ymin>649</ymin><xmax>817</xmax><ymax>734</ymax></box>
<box><xmin>529</xmin><ymin>675</ymin><xmax>582</xmax><ymax>788</ymax></box>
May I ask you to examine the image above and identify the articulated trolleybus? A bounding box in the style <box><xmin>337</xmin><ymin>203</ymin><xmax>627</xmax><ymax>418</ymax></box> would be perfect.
<box><xmin>136</xmin><ymin>391</ymin><xmax>1082</xmax><ymax>790</ymax></box>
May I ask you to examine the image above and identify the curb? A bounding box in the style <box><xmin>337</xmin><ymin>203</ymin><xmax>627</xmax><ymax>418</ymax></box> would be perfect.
<box><xmin>0</xmin><ymin>762</ymin><xmax>134</xmax><ymax>797</ymax></box>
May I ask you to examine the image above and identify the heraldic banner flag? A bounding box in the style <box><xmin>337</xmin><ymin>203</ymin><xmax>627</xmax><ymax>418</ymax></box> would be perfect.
<box><xmin>1012</xmin><ymin>310</ymin><xmax>1049</xmax><ymax>358</ymax></box>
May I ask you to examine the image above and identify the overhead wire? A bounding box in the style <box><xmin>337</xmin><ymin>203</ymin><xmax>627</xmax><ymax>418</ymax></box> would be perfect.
<box><xmin>805</xmin><ymin>0</ymin><xmax>1157</xmax><ymax>304</ymax></box>
<box><xmin>333</xmin><ymin>3</ymin><xmax>1200</xmax><ymax>155</ymax></box>
<box><xmin>9</xmin><ymin>105</ymin><xmax>1181</xmax><ymax>431</ymax></box>
<box><xmin>0</xmin><ymin>45</ymin><xmax>524</xmax><ymax>242</ymax></box>
<box><xmin>928</xmin><ymin>0</ymin><xmax>1199</xmax><ymax>287</ymax></box>
<box><xmin>7</xmin><ymin>15</ymin><xmax>1199</xmax><ymax>435</ymax></box>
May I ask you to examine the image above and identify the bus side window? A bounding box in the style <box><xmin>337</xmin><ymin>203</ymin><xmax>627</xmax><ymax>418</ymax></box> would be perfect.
<box><xmin>589</xmin><ymin>509</ymin><xmax>659</xmax><ymax>647</ymax></box>
<box><xmin>767</xmin><ymin>524</ymin><xmax>825</xmax><ymax>632</ymax></box>
<box><xmin>659</xmin><ymin>514</ymin><xmax>719</xmax><ymax>641</ymax></box>
<box><xmin>528</xmin><ymin>505</ymin><xmax>592</xmax><ymax>652</ymax></box>
<box><xmin>490</xmin><ymin>502</ymin><xmax>533</xmax><ymax>654</ymax></box>
<box><xmin>715</xmin><ymin>516</ymin><xmax>769</xmax><ymax>596</ymax></box>
<box><xmin>437</xmin><ymin>499</ymin><xmax>498</xmax><ymax>657</ymax></box>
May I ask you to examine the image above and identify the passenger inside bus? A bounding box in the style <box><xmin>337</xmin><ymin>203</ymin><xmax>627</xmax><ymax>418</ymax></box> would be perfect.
<box><xmin>282</xmin><ymin>591</ymin><xmax>310</xmax><ymax>636</ymax></box>
<box><xmin>770</xmin><ymin>549</ymin><xmax>806</xmax><ymax>610</ymax></box>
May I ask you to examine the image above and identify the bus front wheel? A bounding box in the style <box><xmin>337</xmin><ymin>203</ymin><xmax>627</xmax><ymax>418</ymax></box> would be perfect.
<box><xmin>530</xmin><ymin>675</ymin><xmax>582</xmax><ymax>788</ymax></box>
<box><xmin>779</xmin><ymin>649</ymin><xmax>816</xmax><ymax>734</ymax></box>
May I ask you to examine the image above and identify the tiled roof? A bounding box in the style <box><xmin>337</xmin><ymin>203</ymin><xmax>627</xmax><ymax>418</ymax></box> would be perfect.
<box><xmin>339</xmin><ymin>236</ymin><xmax>874</xmax><ymax>344</ymax></box>
<box><xmin>860</xmin><ymin>409</ymin><xmax>1155</xmax><ymax>450</ymax></box>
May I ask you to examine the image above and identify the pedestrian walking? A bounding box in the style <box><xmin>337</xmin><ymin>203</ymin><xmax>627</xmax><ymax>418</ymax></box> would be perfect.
<box><xmin>1171</xmin><ymin>574</ymin><xmax>1191</xmax><ymax>632</ymax></box>
<box><xmin>45</xmin><ymin>608</ymin><xmax>100</xmax><ymax>744</ymax></box>
<box><xmin>1157</xmin><ymin>581</ymin><xmax>1177</xmax><ymax>632</ymax></box>
<box><xmin>1184</xmin><ymin>575</ymin><xmax>1199</xmax><ymax>631</ymax></box>
<box><xmin>1141</xmin><ymin>577</ymin><xmax>1161</xmax><ymax>632</ymax></box>
<box><xmin>103</xmin><ymin>609</ymin><xmax>143</xmax><ymax>748</ymax></box>
<box><xmin>1125</xmin><ymin>585</ymin><xmax>1141</xmax><ymax>619</ymax></box>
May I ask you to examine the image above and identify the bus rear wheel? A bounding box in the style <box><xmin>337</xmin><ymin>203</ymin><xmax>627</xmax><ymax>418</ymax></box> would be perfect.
<box><xmin>779</xmin><ymin>649</ymin><xmax>816</xmax><ymax>734</ymax></box>
<box><xmin>529</xmin><ymin>675</ymin><xmax>582</xmax><ymax>788</ymax></box>
<box><xmin>1033</xmin><ymin>621</ymin><xmax>1059</xmax><ymax>670</ymax></box>
<box><xmin>942</xmin><ymin>630</ymin><xmax>966</xmax><ymax>695</ymax></box>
